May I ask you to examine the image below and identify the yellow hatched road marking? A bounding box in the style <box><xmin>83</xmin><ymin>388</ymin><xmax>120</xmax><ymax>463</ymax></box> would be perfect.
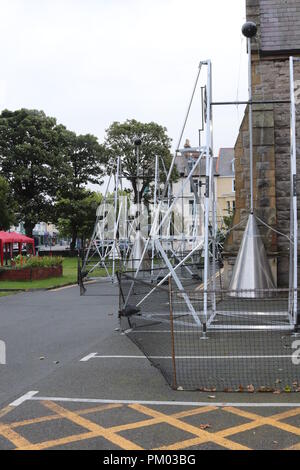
<box><xmin>2</xmin><ymin>400</ymin><xmax>300</xmax><ymax>451</ymax></box>
<box><xmin>269</xmin><ymin>407</ymin><xmax>300</xmax><ymax>421</ymax></box>
<box><xmin>172</xmin><ymin>406</ymin><xmax>218</xmax><ymax>419</ymax></box>
<box><xmin>0</xmin><ymin>406</ymin><xmax>14</xmax><ymax>420</ymax></box>
<box><xmin>286</xmin><ymin>442</ymin><xmax>300</xmax><ymax>450</ymax></box>
<box><xmin>223</xmin><ymin>406</ymin><xmax>300</xmax><ymax>437</ymax></box>
<box><xmin>157</xmin><ymin>437</ymin><xmax>213</xmax><ymax>451</ymax></box>
<box><xmin>17</xmin><ymin>431</ymin><xmax>101</xmax><ymax>450</ymax></box>
<box><xmin>0</xmin><ymin>423</ymin><xmax>32</xmax><ymax>448</ymax></box>
<box><xmin>7</xmin><ymin>403</ymin><xmax>122</xmax><ymax>430</ymax></box>
<box><xmin>129</xmin><ymin>404</ymin><xmax>250</xmax><ymax>451</ymax></box>
<box><xmin>17</xmin><ymin>401</ymin><xmax>143</xmax><ymax>451</ymax></box>
<box><xmin>109</xmin><ymin>406</ymin><xmax>217</xmax><ymax>434</ymax></box>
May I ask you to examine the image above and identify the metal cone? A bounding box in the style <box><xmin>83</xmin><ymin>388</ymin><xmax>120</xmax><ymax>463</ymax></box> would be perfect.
<box><xmin>129</xmin><ymin>230</ymin><xmax>149</xmax><ymax>271</ymax></box>
<box><xmin>229</xmin><ymin>214</ymin><xmax>275</xmax><ymax>298</ymax></box>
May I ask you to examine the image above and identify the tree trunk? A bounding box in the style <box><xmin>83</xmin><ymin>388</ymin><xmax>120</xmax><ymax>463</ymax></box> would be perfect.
<box><xmin>24</xmin><ymin>220</ymin><xmax>34</xmax><ymax>238</ymax></box>
<box><xmin>70</xmin><ymin>231</ymin><xmax>77</xmax><ymax>251</ymax></box>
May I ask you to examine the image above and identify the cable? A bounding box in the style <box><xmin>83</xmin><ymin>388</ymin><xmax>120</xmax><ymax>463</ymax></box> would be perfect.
<box><xmin>163</xmin><ymin>63</ymin><xmax>203</xmax><ymax>198</ymax></box>
<box><xmin>176</xmin><ymin>64</ymin><xmax>202</xmax><ymax>152</ymax></box>
<box><xmin>255</xmin><ymin>215</ymin><xmax>292</xmax><ymax>244</ymax></box>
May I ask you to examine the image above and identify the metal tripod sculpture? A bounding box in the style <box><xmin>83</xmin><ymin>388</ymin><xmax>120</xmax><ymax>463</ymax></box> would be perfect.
<box><xmin>229</xmin><ymin>22</ymin><xmax>275</xmax><ymax>296</ymax></box>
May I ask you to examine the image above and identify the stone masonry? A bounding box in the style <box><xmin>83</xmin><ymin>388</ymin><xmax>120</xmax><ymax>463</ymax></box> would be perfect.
<box><xmin>224</xmin><ymin>0</ymin><xmax>300</xmax><ymax>287</ymax></box>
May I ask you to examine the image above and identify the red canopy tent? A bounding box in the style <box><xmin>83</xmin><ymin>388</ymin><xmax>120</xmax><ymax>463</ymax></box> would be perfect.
<box><xmin>0</xmin><ymin>231</ymin><xmax>35</xmax><ymax>266</ymax></box>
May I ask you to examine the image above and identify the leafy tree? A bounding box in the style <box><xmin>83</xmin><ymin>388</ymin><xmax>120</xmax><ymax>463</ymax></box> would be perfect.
<box><xmin>0</xmin><ymin>109</ymin><xmax>70</xmax><ymax>237</ymax></box>
<box><xmin>56</xmin><ymin>190</ymin><xmax>102</xmax><ymax>249</ymax></box>
<box><xmin>0</xmin><ymin>176</ymin><xmax>16</xmax><ymax>230</ymax></box>
<box><xmin>217</xmin><ymin>209</ymin><xmax>235</xmax><ymax>253</ymax></box>
<box><xmin>103</xmin><ymin>119</ymin><xmax>176</xmax><ymax>204</ymax></box>
<box><xmin>55</xmin><ymin>133</ymin><xmax>105</xmax><ymax>249</ymax></box>
<box><xmin>60</xmin><ymin>133</ymin><xmax>105</xmax><ymax>194</ymax></box>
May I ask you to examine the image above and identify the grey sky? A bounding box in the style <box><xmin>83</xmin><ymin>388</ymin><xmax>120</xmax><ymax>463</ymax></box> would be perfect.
<box><xmin>0</xmin><ymin>0</ymin><xmax>247</xmax><ymax>180</ymax></box>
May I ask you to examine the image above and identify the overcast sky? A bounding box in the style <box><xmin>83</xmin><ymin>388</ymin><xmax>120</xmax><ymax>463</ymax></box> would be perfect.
<box><xmin>0</xmin><ymin>0</ymin><xmax>248</xmax><ymax>188</ymax></box>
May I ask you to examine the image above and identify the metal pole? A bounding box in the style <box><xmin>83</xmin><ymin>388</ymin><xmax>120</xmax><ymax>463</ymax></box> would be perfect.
<box><xmin>112</xmin><ymin>157</ymin><xmax>120</xmax><ymax>281</ymax></box>
<box><xmin>203</xmin><ymin>61</ymin><xmax>212</xmax><ymax>330</ymax></box>
<box><xmin>181</xmin><ymin>177</ymin><xmax>184</xmax><ymax>257</ymax></box>
<box><xmin>248</xmin><ymin>37</ymin><xmax>254</xmax><ymax>214</ymax></box>
<box><xmin>158</xmin><ymin>152</ymin><xmax>204</xmax><ymax>233</ymax></box>
<box><xmin>162</xmin><ymin>63</ymin><xmax>203</xmax><ymax>199</ymax></box>
<box><xmin>289</xmin><ymin>56</ymin><xmax>298</xmax><ymax>328</ymax></box>
<box><xmin>211</xmin><ymin>100</ymin><xmax>290</xmax><ymax>106</ymax></box>
<box><xmin>211</xmin><ymin>157</ymin><xmax>217</xmax><ymax>314</ymax></box>
<box><xmin>154</xmin><ymin>238</ymin><xmax>200</xmax><ymax>325</ymax></box>
<box><xmin>168</xmin><ymin>276</ymin><xmax>178</xmax><ymax>390</ymax></box>
<box><xmin>136</xmin><ymin>236</ymin><xmax>204</xmax><ymax>308</ymax></box>
<box><xmin>136</xmin><ymin>143</ymin><xmax>141</xmax><ymax>231</ymax></box>
<box><xmin>151</xmin><ymin>155</ymin><xmax>159</xmax><ymax>275</ymax></box>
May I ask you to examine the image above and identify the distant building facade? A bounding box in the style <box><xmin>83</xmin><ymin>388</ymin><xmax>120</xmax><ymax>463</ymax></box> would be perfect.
<box><xmin>215</xmin><ymin>148</ymin><xmax>236</xmax><ymax>222</ymax></box>
<box><xmin>11</xmin><ymin>222</ymin><xmax>69</xmax><ymax>251</ymax></box>
<box><xmin>172</xmin><ymin>140</ymin><xmax>235</xmax><ymax>239</ymax></box>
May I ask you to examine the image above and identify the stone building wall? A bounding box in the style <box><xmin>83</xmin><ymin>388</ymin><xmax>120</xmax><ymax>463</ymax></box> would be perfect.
<box><xmin>224</xmin><ymin>0</ymin><xmax>300</xmax><ymax>287</ymax></box>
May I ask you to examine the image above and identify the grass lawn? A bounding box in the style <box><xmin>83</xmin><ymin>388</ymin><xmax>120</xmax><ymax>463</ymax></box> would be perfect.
<box><xmin>0</xmin><ymin>258</ymin><xmax>108</xmax><ymax>292</ymax></box>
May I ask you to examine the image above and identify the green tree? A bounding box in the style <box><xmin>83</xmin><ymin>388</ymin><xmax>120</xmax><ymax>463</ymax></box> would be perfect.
<box><xmin>56</xmin><ymin>190</ymin><xmax>102</xmax><ymax>249</ymax></box>
<box><xmin>55</xmin><ymin>133</ymin><xmax>105</xmax><ymax>249</ymax></box>
<box><xmin>0</xmin><ymin>109</ymin><xmax>70</xmax><ymax>237</ymax></box>
<box><xmin>61</xmin><ymin>133</ymin><xmax>105</xmax><ymax>193</ymax></box>
<box><xmin>104</xmin><ymin>119</ymin><xmax>176</xmax><ymax>204</ymax></box>
<box><xmin>0</xmin><ymin>176</ymin><xmax>16</xmax><ymax>230</ymax></box>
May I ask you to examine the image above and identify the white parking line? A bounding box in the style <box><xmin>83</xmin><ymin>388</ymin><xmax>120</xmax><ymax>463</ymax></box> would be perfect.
<box><xmin>80</xmin><ymin>353</ymin><xmax>295</xmax><ymax>362</ymax></box>
<box><xmin>9</xmin><ymin>391</ymin><xmax>300</xmax><ymax>408</ymax></box>
<box><xmin>80</xmin><ymin>352</ymin><xmax>100</xmax><ymax>362</ymax></box>
<box><xmin>9</xmin><ymin>391</ymin><xmax>39</xmax><ymax>407</ymax></box>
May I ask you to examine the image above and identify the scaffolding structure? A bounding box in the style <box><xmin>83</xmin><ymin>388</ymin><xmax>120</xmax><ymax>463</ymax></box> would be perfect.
<box><xmin>79</xmin><ymin>25</ymin><xmax>299</xmax><ymax>390</ymax></box>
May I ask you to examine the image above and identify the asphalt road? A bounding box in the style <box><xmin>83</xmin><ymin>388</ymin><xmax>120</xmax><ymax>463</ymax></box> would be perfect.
<box><xmin>1</xmin><ymin>283</ymin><xmax>300</xmax><ymax>450</ymax></box>
<box><xmin>0</xmin><ymin>281</ymin><xmax>119</xmax><ymax>407</ymax></box>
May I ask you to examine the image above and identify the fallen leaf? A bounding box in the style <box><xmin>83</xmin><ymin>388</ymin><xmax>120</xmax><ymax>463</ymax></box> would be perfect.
<box><xmin>258</xmin><ymin>387</ymin><xmax>274</xmax><ymax>393</ymax></box>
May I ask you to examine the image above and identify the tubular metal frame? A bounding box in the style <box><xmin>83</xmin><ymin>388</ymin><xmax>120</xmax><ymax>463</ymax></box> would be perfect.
<box><xmin>124</xmin><ymin>56</ymin><xmax>298</xmax><ymax>334</ymax></box>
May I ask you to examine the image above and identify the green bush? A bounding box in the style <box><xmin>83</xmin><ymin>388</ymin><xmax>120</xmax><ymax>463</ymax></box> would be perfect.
<box><xmin>13</xmin><ymin>256</ymin><xmax>63</xmax><ymax>269</ymax></box>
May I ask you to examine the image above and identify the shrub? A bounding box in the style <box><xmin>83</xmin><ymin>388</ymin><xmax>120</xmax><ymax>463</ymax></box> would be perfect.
<box><xmin>12</xmin><ymin>256</ymin><xmax>63</xmax><ymax>269</ymax></box>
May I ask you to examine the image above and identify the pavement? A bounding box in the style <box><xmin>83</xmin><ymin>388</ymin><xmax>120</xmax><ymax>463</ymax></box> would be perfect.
<box><xmin>1</xmin><ymin>282</ymin><xmax>300</xmax><ymax>450</ymax></box>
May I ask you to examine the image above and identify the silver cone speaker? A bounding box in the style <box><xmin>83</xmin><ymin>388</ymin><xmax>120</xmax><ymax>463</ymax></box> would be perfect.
<box><xmin>129</xmin><ymin>230</ymin><xmax>149</xmax><ymax>271</ymax></box>
<box><xmin>229</xmin><ymin>214</ymin><xmax>275</xmax><ymax>298</ymax></box>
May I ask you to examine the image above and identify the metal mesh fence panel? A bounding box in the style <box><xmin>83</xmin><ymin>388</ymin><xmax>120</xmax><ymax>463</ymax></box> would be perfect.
<box><xmin>118</xmin><ymin>271</ymin><xmax>300</xmax><ymax>392</ymax></box>
<box><xmin>118</xmin><ymin>266</ymin><xmax>202</xmax><ymax>387</ymax></box>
